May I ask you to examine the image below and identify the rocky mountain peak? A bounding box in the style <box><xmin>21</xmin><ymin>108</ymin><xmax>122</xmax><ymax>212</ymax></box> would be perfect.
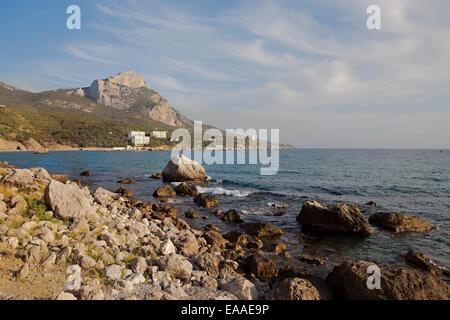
<box><xmin>104</xmin><ymin>71</ymin><xmax>147</xmax><ymax>89</ymax></box>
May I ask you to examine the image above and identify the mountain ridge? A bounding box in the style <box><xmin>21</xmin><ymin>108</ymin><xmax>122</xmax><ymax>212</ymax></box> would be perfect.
<box><xmin>0</xmin><ymin>71</ymin><xmax>194</xmax><ymax>150</ymax></box>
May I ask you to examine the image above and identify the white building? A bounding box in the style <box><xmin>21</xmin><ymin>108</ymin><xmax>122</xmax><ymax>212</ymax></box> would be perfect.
<box><xmin>150</xmin><ymin>131</ymin><xmax>168</xmax><ymax>139</ymax></box>
<box><xmin>130</xmin><ymin>135</ymin><xmax>150</xmax><ymax>146</ymax></box>
<box><xmin>128</xmin><ymin>131</ymin><xmax>149</xmax><ymax>146</ymax></box>
<box><xmin>128</xmin><ymin>131</ymin><xmax>146</xmax><ymax>139</ymax></box>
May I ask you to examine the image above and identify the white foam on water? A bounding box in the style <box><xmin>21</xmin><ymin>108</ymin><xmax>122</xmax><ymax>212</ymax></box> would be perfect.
<box><xmin>196</xmin><ymin>186</ymin><xmax>252</xmax><ymax>197</ymax></box>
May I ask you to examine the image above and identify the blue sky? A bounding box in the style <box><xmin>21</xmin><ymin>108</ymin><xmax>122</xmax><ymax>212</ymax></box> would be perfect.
<box><xmin>1</xmin><ymin>0</ymin><xmax>450</xmax><ymax>148</ymax></box>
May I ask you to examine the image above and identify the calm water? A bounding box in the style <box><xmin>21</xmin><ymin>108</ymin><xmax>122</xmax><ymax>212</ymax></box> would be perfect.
<box><xmin>1</xmin><ymin>149</ymin><xmax>449</xmax><ymax>270</ymax></box>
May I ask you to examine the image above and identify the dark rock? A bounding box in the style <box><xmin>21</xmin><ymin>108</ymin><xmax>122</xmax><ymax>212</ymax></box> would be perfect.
<box><xmin>326</xmin><ymin>260</ymin><xmax>450</xmax><ymax>300</ymax></box>
<box><xmin>297</xmin><ymin>200</ymin><xmax>373</xmax><ymax>236</ymax></box>
<box><xmin>115</xmin><ymin>187</ymin><xmax>135</xmax><ymax>197</ymax></box>
<box><xmin>267</xmin><ymin>242</ymin><xmax>288</xmax><ymax>254</ymax></box>
<box><xmin>185</xmin><ymin>210</ymin><xmax>200</xmax><ymax>219</ymax></box>
<box><xmin>365</xmin><ymin>201</ymin><xmax>377</xmax><ymax>207</ymax></box>
<box><xmin>117</xmin><ymin>178</ymin><xmax>136</xmax><ymax>184</ymax></box>
<box><xmin>299</xmin><ymin>254</ymin><xmax>326</xmax><ymax>266</ymax></box>
<box><xmin>174</xmin><ymin>182</ymin><xmax>199</xmax><ymax>197</ymax></box>
<box><xmin>224</xmin><ymin>231</ymin><xmax>249</xmax><ymax>245</ymax></box>
<box><xmin>204</xmin><ymin>224</ymin><xmax>221</xmax><ymax>233</ymax></box>
<box><xmin>405</xmin><ymin>249</ymin><xmax>450</xmax><ymax>276</ymax></box>
<box><xmin>247</xmin><ymin>239</ymin><xmax>264</xmax><ymax>250</ymax></box>
<box><xmin>241</xmin><ymin>222</ymin><xmax>284</xmax><ymax>238</ymax></box>
<box><xmin>150</xmin><ymin>173</ymin><xmax>162</xmax><ymax>180</ymax></box>
<box><xmin>159</xmin><ymin>204</ymin><xmax>177</xmax><ymax>219</ymax></box>
<box><xmin>369</xmin><ymin>212</ymin><xmax>433</xmax><ymax>233</ymax></box>
<box><xmin>153</xmin><ymin>185</ymin><xmax>176</xmax><ymax>198</ymax></box>
<box><xmin>221</xmin><ymin>209</ymin><xmax>243</xmax><ymax>223</ymax></box>
<box><xmin>244</xmin><ymin>255</ymin><xmax>279</xmax><ymax>282</ymax></box>
<box><xmin>80</xmin><ymin>170</ymin><xmax>92</xmax><ymax>177</ymax></box>
<box><xmin>203</xmin><ymin>230</ymin><xmax>228</xmax><ymax>249</ymax></box>
<box><xmin>194</xmin><ymin>194</ymin><xmax>219</xmax><ymax>208</ymax></box>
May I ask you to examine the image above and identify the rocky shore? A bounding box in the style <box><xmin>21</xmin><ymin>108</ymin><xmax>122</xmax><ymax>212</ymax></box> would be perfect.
<box><xmin>0</xmin><ymin>158</ymin><xmax>448</xmax><ymax>300</ymax></box>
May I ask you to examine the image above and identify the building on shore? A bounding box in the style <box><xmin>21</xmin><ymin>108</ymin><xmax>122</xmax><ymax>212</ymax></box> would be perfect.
<box><xmin>128</xmin><ymin>131</ymin><xmax>150</xmax><ymax>146</ymax></box>
<box><xmin>150</xmin><ymin>130</ymin><xmax>168</xmax><ymax>139</ymax></box>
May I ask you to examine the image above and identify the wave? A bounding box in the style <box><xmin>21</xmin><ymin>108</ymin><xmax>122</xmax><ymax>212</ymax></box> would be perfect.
<box><xmin>195</xmin><ymin>186</ymin><xmax>252</xmax><ymax>197</ymax></box>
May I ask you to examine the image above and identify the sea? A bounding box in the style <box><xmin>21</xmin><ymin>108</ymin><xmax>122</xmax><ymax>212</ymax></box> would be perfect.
<box><xmin>1</xmin><ymin>149</ymin><xmax>449</xmax><ymax>272</ymax></box>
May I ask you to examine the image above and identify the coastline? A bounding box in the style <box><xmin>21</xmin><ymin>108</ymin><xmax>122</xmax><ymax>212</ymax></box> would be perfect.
<box><xmin>0</xmin><ymin>160</ymin><xmax>448</xmax><ymax>300</ymax></box>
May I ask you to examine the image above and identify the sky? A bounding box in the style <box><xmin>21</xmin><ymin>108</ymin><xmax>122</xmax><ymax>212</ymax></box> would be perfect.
<box><xmin>1</xmin><ymin>0</ymin><xmax>450</xmax><ymax>148</ymax></box>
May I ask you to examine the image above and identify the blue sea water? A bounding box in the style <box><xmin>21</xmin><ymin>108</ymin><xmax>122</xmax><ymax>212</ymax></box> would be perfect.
<box><xmin>1</xmin><ymin>149</ymin><xmax>449</xmax><ymax>269</ymax></box>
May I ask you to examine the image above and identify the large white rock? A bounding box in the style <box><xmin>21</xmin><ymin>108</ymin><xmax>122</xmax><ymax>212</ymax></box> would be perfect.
<box><xmin>221</xmin><ymin>277</ymin><xmax>258</xmax><ymax>300</ymax></box>
<box><xmin>162</xmin><ymin>155</ymin><xmax>207</xmax><ymax>182</ymax></box>
<box><xmin>44</xmin><ymin>180</ymin><xmax>96</xmax><ymax>219</ymax></box>
<box><xmin>0</xmin><ymin>169</ymin><xmax>34</xmax><ymax>187</ymax></box>
<box><xmin>158</xmin><ymin>253</ymin><xmax>193</xmax><ymax>280</ymax></box>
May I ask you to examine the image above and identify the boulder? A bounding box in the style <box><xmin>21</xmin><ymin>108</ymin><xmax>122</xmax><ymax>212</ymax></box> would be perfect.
<box><xmin>31</xmin><ymin>168</ymin><xmax>53</xmax><ymax>181</ymax></box>
<box><xmin>51</xmin><ymin>174</ymin><xmax>70</xmax><ymax>184</ymax></box>
<box><xmin>0</xmin><ymin>169</ymin><xmax>34</xmax><ymax>187</ymax></box>
<box><xmin>80</xmin><ymin>170</ymin><xmax>92</xmax><ymax>177</ymax></box>
<box><xmin>203</xmin><ymin>230</ymin><xmax>228</xmax><ymax>249</ymax></box>
<box><xmin>326</xmin><ymin>260</ymin><xmax>450</xmax><ymax>300</ymax></box>
<box><xmin>297</xmin><ymin>200</ymin><xmax>373</xmax><ymax>236</ymax></box>
<box><xmin>221</xmin><ymin>277</ymin><xmax>258</xmax><ymax>300</ymax></box>
<box><xmin>162</xmin><ymin>155</ymin><xmax>207</xmax><ymax>182</ymax></box>
<box><xmin>241</xmin><ymin>222</ymin><xmax>283</xmax><ymax>238</ymax></box>
<box><xmin>105</xmin><ymin>264</ymin><xmax>124</xmax><ymax>280</ymax></box>
<box><xmin>93</xmin><ymin>187</ymin><xmax>120</xmax><ymax>206</ymax></box>
<box><xmin>185</xmin><ymin>210</ymin><xmax>200</xmax><ymax>219</ymax></box>
<box><xmin>274</xmin><ymin>278</ymin><xmax>321</xmax><ymax>300</ymax></box>
<box><xmin>193</xmin><ymin>253</ymin><xmax>220</xmax><ymax>277</ymax></box>
<box><xmin>116</xmin><ymin>178</ymin><xmax>136</xmax><ymax>184</ymax></box>
<box><xmin>221</xmin><ymin>209</ymin><xmax>243</xmax><ymax>223</ymax></box>
<box><xmin>44</xmin><ymin>180</ymin><xmax>96</xmax><ymax>219</ymax></box>
<box><xmin>244</xmin><ymin>255</ymin><xmax>279</xmax><ymax>282</ymax></box>
<box><xmin>150</xmin><ymin>173</ymin><xmax>162</xmax><ymax>180</ymax></box>
<box><xmin>115</xmin><ymin>187</ymin><xmax>135</xmax><ymax>197</ymax></box>
<box><xmin>153</xmin><ymin>185</ymin><xmax>176</xmax><ymax>198</ymax></box>
<box><xmin>405</xmin><ymin>249</ymin><xmax>450</xmax><ymax>276</ymax></box>
<box><xmin>194</xmin><ymin>194</ymin><xmax>219</xmax><ymax>208</ymax></box>
<box><xmin>224</xmin><ymin>231</ymin><xmax>248</xmax><ymax>245</ymax></box>
<box><xmin>369</xmin><ymin>212</ymin><xmax>433</xmax><ymax>233</ymax></box>
<box><xmin>174</xmin><ymin>182</ymin><xmax>199</xmax><ymax>197</ymax></box>
<box><xmin>158</xmin><ymin>253</ymin><xmax>193</xmax><ymax>280</ymax></box>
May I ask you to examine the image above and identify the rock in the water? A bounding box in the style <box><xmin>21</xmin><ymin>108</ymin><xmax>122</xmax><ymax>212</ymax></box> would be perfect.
<box><xmin>158</xmin><ymin>253</ymin><xmax>193</xmax><ymax>280</ymax></box>
<box><xmin>326</xmin><ymin>260</ymin><xmax>450</xmax><ymax>300</ymax></box>
<box><xmin>297</xmin><ymin>200</ymin><xmax>373</xmax><ymax>236</ymax></box>
<box><xmin>44</xmin><ymin>180</ymin><xmax>96</xmax><ymax>219</ymax></box>
<box><xmin>80</xmin><ymin>170</ymin><xmax>92</xmax><ymax>177</ymax></box>
<box><xmin>221</xmin><ymin>209</ymin><xmax>243</xmax><ymax>223</ymax></box>
<box><xmin>117</xmin><ymin>178</ymin><xmax>136</xmax><ymax>184</ymax></box>
<box><xmin>150</xmin><ymin>173</ymin><xmax>162</xmax><ymax>180</ymax></box>
<box><xmin>369</xmin><ymin>212</ymin><xmax>433</xmax><ymax>233</ymax></box>
<box><xmin>185</xmin><ymin>210</ymin><xmax>200</xmax><ymax>219</ymax></box>
<box><xmin>244</xmin><ymin>255</ymin><xmax>279</xmax><ymax>282</ymax></box>
<box><xmin>194</xmin><ymin>194</ymin><xmax>219</xmax><ymax>208</ymax></box>
<box><xmin>174</xmin><ymin>182</ymin><xmax>199</xmax><ymax>197</ymax></box>
<box><xmin>162</xmin><ymin>155</ymin><xmax>207</xmax><ymax>182</ymax></box>
<box><xmin>299</xmin><ymin>254</ymin><xmax>326</xmax><ymax>266</ymax></box>
<box><xmin>153</xmin><ymin>185</ymin><xmax>176</xmax><ymax>198</ymax></box>
<box><xmin>274</xmin><ymin>278</ymin><xmax>321</xmax><ymax>300</ymax></box>
<box><xmin>405</xmin><ymin>249</ymin><xmax>450</xmax><ymax>276</ymax></box>
<box><xmin>241</xmin><ymin>222</ymin><xmax>283</xmax><ymax>238</ymax></box>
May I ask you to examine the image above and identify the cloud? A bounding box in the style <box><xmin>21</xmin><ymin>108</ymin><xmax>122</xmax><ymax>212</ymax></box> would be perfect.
<box><xmin>4</xmin><ymin>0</ymin><xmax>450</xmax><ymax>147</ymax></box>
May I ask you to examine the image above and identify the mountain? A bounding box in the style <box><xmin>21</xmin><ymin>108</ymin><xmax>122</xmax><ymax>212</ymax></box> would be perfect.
<box><xmin>65</xmin><ymin>71</ymin><xmax>192</xmax><ymax>127</ymax></box>
<box><xmin>0</xmin><ymin>72</ymin><xmax>194</xmax><ymax>150</ymax></box>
